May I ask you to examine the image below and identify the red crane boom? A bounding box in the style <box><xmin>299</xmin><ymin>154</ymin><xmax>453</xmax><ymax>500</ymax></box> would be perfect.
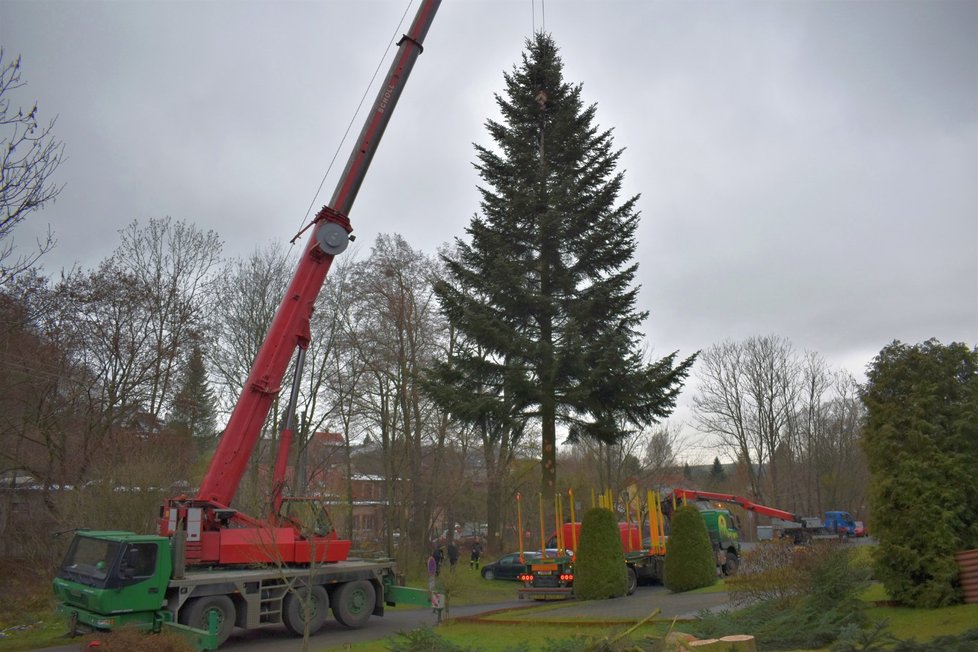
<box><xmin>670</xmin><ymin>488</ymin><xmax>802</xmax><ymax>523</ymax></box>
<box><xmin>160</xmin><ymin>0</ymin><xmax>441</xmax><ymax>567</ymax></box>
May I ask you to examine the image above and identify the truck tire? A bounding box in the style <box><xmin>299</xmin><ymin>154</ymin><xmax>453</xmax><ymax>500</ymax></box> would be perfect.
<box><xmin>723</xmin><ymin>551</ymin><xmax>740</xmax><ymax>576</ymax></box>
<box><xmin>331</xmin><ymin>580</ymin><xmax>375</xmax><ymax>628</ymax></box>
<box><xmin>179</xmin><ymin>595</ymin><xmax>236</xmax><ymax>647</ymax></box>
<box><xmin>283</xmin><ymin>585</ymin><xmax>329</xmax><ymax>636</ymax></box>
<box><xmin>626</xmin><ymin>567</ymin><xmax>638</xmax><ymax>595</ymax></box>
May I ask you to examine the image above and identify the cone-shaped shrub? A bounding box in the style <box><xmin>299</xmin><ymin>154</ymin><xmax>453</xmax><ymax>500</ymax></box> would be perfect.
<box><xmin>573</xmin><ymin>507</ymin><xmax>627</xmax><ymax>599</ymax></box>
<box><xmin>664</xmin><ymin>504</ymin><xmax>717</xmax><ymax>592</ymax></box>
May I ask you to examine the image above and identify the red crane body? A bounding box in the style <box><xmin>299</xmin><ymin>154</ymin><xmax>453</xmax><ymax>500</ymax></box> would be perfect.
<box><xmin>160</xmin><ymin>0</ymin><xmax>441</xmax><ymax>566</ymax></box>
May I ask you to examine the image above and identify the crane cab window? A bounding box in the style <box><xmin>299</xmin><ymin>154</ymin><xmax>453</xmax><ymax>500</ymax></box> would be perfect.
<box><xmin>119</xmin><ymin>542</ymin><xmax>157</xmax><ymax>580</ymax></box>
<box><xmin>279</xmin><ymin>498</ymin><xmax>334</xmax><ymax>537</ymax></box>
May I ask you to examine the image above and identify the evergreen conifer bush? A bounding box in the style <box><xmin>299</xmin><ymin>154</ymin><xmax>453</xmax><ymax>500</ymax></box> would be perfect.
<box><xmin>861</xmin><ymin>340</ymin><xmax>978</xmax><ymax>607</ymax></box>
<box><xmin>663</xmin><ymin>504</ymin><xmax>716</xmax><ymax>592</ymax></box>
<box><xmin>573</xmin><ymin>507</ymin><xmax>627</xmax><ymax>600</ymax></box>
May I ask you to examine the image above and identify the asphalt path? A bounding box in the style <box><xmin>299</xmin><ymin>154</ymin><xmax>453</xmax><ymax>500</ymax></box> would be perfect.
<box><xmin>220</xmin><ymin>599</ymin><xmax>529</xmax><ymax>651</ymax></box>
<box><xmin>35</xmin><ymin>585</ymin><xmax>731</xmax><ymax>651</ymax></box>
<box><xmin>219</xmin><ymin>584</ymin><xmax>731</xmax><ymax>651</ymax></box>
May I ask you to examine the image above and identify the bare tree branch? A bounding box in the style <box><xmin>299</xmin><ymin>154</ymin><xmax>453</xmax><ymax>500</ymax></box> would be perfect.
<box><xmin>0</xmin><ymin>49</ymin><xmax>65</xmax><ymax>284</ymax></box>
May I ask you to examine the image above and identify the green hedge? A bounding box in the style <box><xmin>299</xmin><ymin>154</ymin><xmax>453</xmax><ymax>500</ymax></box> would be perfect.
<box><xmin>664</xmin><ymin>504</ymin><xmax>716</xmax><ymax>592</ymax></box>
<box><xmin>573</xmin><ymin>507</ymin><xmax>627</xmax><ymax>600</ymax></box>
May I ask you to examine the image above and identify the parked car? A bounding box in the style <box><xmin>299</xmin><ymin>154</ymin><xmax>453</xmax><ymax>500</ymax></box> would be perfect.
<box><xmin>854</xmin><ymin>521</ymin><xmax>868</xmax><ymax>537</ymax></box>
<box><xmin>480</xmin><ymin>550</ymin><xmax>571</xmax><ymax>581</ymax></box>
<box><xmin>481</xmin><ymin>552</ymin><xmax>540</xmax><ymax>581</ymax></box>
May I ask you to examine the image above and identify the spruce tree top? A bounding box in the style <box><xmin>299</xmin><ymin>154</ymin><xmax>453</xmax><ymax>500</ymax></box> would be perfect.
<box><xmin>431</xmin><ymin>33</ymin><xmax>694</xmax><ymax>458</ymax></box>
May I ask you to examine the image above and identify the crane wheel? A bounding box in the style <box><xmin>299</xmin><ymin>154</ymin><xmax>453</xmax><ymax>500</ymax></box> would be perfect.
<box><xmin>179</xmin><ymin>595</ymin><xmax>236</xmax><ymax>647</ymax></box>
<box><xmin>723</xmin><ymin>551</ymin><xmax>740</xmax><ymax>576</ymax></box>
<box><xmin>283</xmin><ymin>584</ymin><xmax>329</xmax><ymax>636</ymax></box>
<box><xmin>331</xmin><ymin>580</ymin><xmax>375</xmax><ymax>628</ymax></box>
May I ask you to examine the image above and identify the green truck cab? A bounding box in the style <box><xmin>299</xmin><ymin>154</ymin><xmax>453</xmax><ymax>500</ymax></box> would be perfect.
<box><xmin>695</xmin><ymin>506</ymin><xmax>742</xmax><ymax>575</ymax></box>
<box><xmin>52</xmin><ymin>530</ymin><xmax>218</xmax><ymax>646</ymax></box>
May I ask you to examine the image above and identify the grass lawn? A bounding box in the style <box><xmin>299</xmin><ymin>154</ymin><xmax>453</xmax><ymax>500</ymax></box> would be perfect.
<box><xmin>5</xmin><ymin>560</ymin><xmax>977</xmax><ymax>651</ymax></box>
<box><xmin>345</xmin><ymin>621</ymin><xmax>674</xmax><ymax>652</ymax></box>
<box><xmin>866</xmin><ymin>600</ymin><xmax>978</xmax><ymax>642</ymax></box>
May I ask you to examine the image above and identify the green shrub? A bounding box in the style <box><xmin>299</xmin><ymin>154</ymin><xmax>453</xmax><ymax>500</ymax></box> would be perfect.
<box><xmin>663</xmin><ymin>505</ymin><xmax>716</xmax><ymax>592</ymax></box>
<box><xmin>389</xmin><ymin>626</ymin><xmax>477</xmax><ymax>651</ymax></box>
<box><xmin>696</xmin><ymin>541</ymin><xmax>869</xmax><ymax>648</ymax></box>
<box><xmin>573</xmin><ymin>507</ymin><xmax>627</xmax><ymax>600</ymax></box>
<box><xmin>861</xmin><ymin>340</ymin><xmax>978</xmax><ymax>608</ymax></box>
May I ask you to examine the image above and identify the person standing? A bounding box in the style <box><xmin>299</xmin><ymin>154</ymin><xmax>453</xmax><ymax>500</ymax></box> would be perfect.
<box><xmin>432</xmin><ymin>545</ymin><xmax>443</xmax><ymax>574</ymax></box>
<box><xmin>447</xmin><ymin>540</ymin><xmax>460</xmax><ymax>570</ymax></box>
<box><xmin>427</xmin><ymin>550</ymin><xmax>438</xmax><ymax>590</ymax></box>
<box><xmin>470</xmin><ymin>540</ymin><xmax>483</xmax><ymax>569</ymax></box>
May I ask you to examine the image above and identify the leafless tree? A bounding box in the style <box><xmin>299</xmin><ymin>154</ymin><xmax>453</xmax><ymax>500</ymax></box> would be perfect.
<box><xmin>743</xmin><ymin>335</ymin><xmax>800</xmax><ymax>503</ymax></box>
<box><xmin>9</xmin><ymin>220</ymin><xmax>220</xmax><ymax>493</ymax></box>
<box><xmin>693</xmin><ymin>335</ymin><xmax>868</xmax><ymax>517</ymax></box>
<box><xmin>209</xmin><ymin>242</ymin><xmax>294</xmax><ymax>415</ymax></box>
<box><xmin>111</xmin><ymin>217</ymin><xmax>222</xmax><ymax>418</ymax></box>
<box><xmin>787</xmin><ymin>351</ymin><xmax>833</xmax><ymax>512</ymax></box>
<box><xmin>0</xmin><ymin>50</ymin><xmax>64</xmax><ymax>285</ymax></box>
<box><xmin>693</xmin><ymin>339</ymin><xmax>763</xmax><ymax>498</ymax></box>
<box><xmin>641</xmin><ymin>423</ymin><xmax>689</xmax><ymax>487</ymax></box>
<box><xmin>298</xmin><ymin>254</ymin><xmax>368</xmax><ymax>541</ymax></box>
<box><xmin>347</xmin><ymin>234</ymin><xmax>448</xmax><ymax>560</ymax></box>
<box><xmin>693</xmin><ymin>336</ymin><xmax>800</xmax><ymax>503</ymax></box>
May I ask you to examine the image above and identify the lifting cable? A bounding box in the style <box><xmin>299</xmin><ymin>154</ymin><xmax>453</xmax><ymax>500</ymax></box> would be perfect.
<box><xmin>290</xmin><ymin>1</ymin><xmax>417</xmax><ymax>247</ymax></box>
<box><xmin>532</xmin><ymin>0</ymin><xmax>546</xmax><ymax>34</ymax></box>
<box><xmin>532</xmin><ymin>0</ymin><xmax>548</xmax><ymax>170</ymax></box>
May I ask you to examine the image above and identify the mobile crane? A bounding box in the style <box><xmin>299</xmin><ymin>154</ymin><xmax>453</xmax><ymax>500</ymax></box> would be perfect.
<box><xmin>670</xmin><ymin>489</ymin><xmax>860</xmax><ymax>544</ymax></box>
<box><xmin>52</xmin><ymin>2</ymin><xmax>441</xmax><ymax>648</ymax></box>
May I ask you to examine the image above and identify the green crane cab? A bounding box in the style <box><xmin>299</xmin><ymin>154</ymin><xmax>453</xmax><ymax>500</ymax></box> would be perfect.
<box><xmin>52</xmin><ymin>530</ymin><xmax>217</xmax><ymax>647</ymax></box>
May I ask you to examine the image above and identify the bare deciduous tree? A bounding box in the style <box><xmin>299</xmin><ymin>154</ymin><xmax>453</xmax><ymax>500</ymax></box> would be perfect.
<box><xmin>350</xmin><ymin>234</ymin><xmax>447</xmax><ymax>560</ymax></box>
<box><xmin>693</xmin><ymin>335</ymin><xmax>800</xmax><ymax>503</ymax></box>
<box><xmin>693</xmin><ymin>335</ymin><xmax>868</xmax><ymax>518</ymax></box>
<box><xmin>0</xmin><ymin>50</ymin><xmax>64</xmax><ymax>285</ymax></box>
<box><xmin>209</xmin><ymin>242</ymin><xmax>294</xmax><ymax>414</ymax></box>
<box><xmin>641</xmin><ymin>424</ymin><xmax>689</xmax><ymax>487</ymax></box>
<box><xmin>112</xmin><ymin>217</ymin><xmax>222</xmax><ymax>418</ymax></box>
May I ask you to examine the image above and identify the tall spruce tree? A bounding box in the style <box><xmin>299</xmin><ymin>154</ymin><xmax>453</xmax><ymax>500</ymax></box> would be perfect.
<box><xmin>429</xmin><ymin>33</ymin><xmax>695</xmax><ymax>499</ymax></box>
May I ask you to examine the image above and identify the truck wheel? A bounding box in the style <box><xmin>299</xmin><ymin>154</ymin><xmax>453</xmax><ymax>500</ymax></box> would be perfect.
<box><xmin>331</xmin><ymin>580</ymin><xmax>375</xmax><ymax>628</ymax></box>
<box><xmin>626</xmin><ymin>567</ymin><xmax>638</xmax><ymax>595</ymax></box>
<box><xmin>723</xmin><ymin>552</ymin><xmax>740</xmax><ymax>576</ymax></box>
<box><xmin>179</xmin><ymin>595</ymin><xmax>236</xmax><ymax>647</ymax></box>
<box><xmin>283</xmin><ymin>585</ymin><xmax>329</xmax><ymax>636</ymax></box>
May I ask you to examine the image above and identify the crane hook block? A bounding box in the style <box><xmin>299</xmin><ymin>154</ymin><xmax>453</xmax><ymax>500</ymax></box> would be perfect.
<box><xmin>316</xmin><ymin>221</ymin><xmax>351</xmax><ymax>256</ymax></box>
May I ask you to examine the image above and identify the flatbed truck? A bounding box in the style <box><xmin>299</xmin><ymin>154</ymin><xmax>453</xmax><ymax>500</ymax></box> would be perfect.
<box><xmin>516</xmin><ymin>489</ymin><xmax>742</xmax><ymax>600</ymax></box>
<box><xmin>53</xmin><ymin>530</ymin><xmax>433</xmax><ymax>648</ymax></box>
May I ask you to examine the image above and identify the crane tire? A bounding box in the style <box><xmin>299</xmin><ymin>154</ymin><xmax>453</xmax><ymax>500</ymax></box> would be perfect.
<box><xmin>331</xmin><ymin>580</ymin><xmax>375</xmax><ymax>628</ymax></box>
<box><xmin>179</xmin><ymin>594</ymin><xmax>236</xmax><ymax>647</ymax></box>
<box><xmin>723</xmin><ymin>551</ymin><xmax>740</xmax><ymax>576</ymax></box>
<box><xmin>283</xmin><ymin>584</ymin><xmax>329</xmax><ymax>636</ymax></box>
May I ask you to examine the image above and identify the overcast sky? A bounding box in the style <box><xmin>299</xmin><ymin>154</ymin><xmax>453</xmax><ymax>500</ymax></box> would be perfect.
<box><xmin>3</xmin><ymin>0</ymin><xmax>976</xmax><ymax>460</ymax></box>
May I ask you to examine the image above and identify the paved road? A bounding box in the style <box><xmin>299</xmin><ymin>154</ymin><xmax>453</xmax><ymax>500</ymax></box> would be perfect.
<box><xmin>220</xmin><ymin>600</ymin><xmax>528</xmax><ymax>651</ymax></box>
<box><xmin>222</xmin><ymin>584</ymin><xmax>730</xmax><ymax>651</ymax></box>
<box><xmin>36</xmin><ymin>585</ymin><xmax>730</xmax><ymax>651</ymax></box>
